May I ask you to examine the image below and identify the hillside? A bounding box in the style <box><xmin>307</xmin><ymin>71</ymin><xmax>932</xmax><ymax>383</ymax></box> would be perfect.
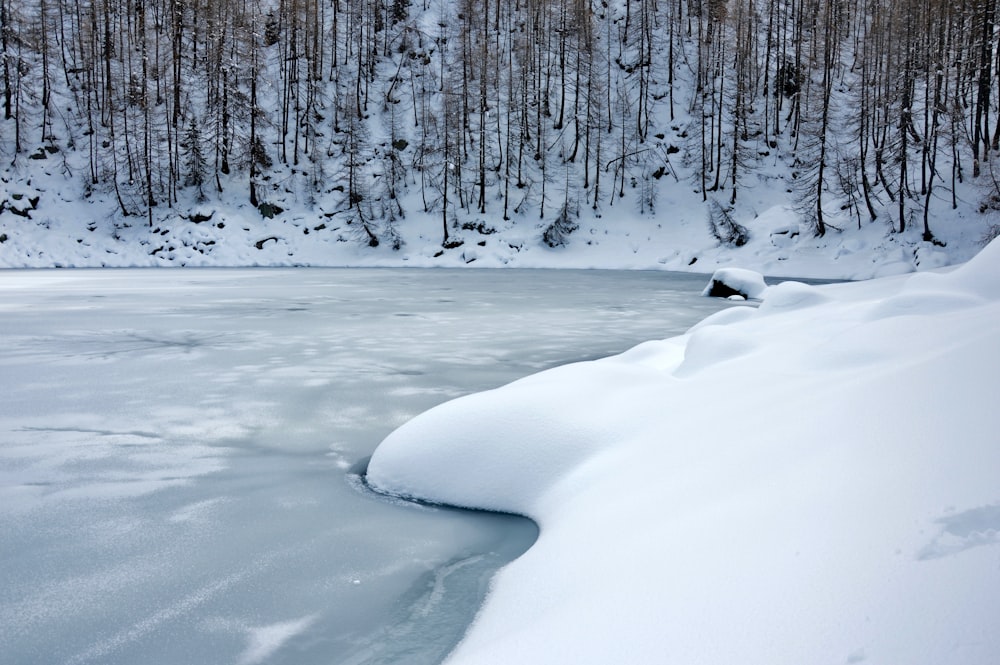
<box><xmin>2</xmin><ymin>0</ymin><xmax>1000</xmax><ymax>277</ymax></box>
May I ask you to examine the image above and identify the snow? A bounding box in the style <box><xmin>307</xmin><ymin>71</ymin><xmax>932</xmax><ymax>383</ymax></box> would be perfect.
<box><xmin>3</xmin><ymin>0</ymin><xmax>1000</xmax><ymax>283</ymax></box>
<box><xmin>3</xmin><ymin>0</ymin><xmax>1000</xmax><ymax>292</ymax></box>
<box><xmin>0</xmin><ymin>173</ymin><xmax>996</xmax><ymax>280</ymax></box>
<box><xmin>700</xmin><ymin>267</ymin><xmax>769</xmax><ymax>299</ymax></box>
<box><xmin>367</xmin><ymin>239</ymin><xmax>1000</xmax><ymax>665</ymax></box>
<box><xmin>4</xmin><ymin>0</ymin><xmax>999</xmax><ymax>655</ymax></box>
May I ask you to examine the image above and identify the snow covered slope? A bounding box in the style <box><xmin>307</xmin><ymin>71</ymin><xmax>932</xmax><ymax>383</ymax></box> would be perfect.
<box><xmin>0</xmin><ymin>193</ymin><xmax>989</xmax><ymax>280</ymax></box>
<box><xmin>3</xmin><ymin>0</ymin><xmax>1000</xmax><ymax>278</ymax></box>
<box><xmin>367</xmin><ymin>239</ymin><xmax>1000</xmax><ymax>664</ymax></box>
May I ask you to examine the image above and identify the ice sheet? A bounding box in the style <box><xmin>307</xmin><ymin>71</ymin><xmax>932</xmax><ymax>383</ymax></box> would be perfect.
<box><xmin>0</xmin><ymin>267</ymin><xmax>731</xmax><ymax>664</ymax></box>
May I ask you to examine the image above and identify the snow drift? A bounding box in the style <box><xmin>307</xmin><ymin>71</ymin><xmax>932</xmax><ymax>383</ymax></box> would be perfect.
<box><xmin>367</xmin><ymin>240</ymin><xmax>1000</xmax><ymax>665</ymax></box>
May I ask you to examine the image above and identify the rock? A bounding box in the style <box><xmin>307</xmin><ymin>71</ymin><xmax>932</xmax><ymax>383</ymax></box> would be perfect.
<box><xmin>701</xmin><ymin>268</ymin><xmax>768</xmax><ymax>299</ymax></box>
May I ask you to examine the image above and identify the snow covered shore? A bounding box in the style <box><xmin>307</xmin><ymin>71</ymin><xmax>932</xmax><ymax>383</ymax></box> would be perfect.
<box><xmin>0</xmin><ymin>190</ymin><xmax>991</xmax><ymax>281</ymax></box>
<box><xmin>367</xmin><ymin>240</ymin><xmax>1000</xmax><ymax>664</ymax></box>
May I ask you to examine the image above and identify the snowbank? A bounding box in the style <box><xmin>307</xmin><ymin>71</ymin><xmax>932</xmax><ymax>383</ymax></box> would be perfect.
<box><xmin>367</xmin><ymin>240</ymin><xmax>1000</xmax><ymax>665</ymax></box>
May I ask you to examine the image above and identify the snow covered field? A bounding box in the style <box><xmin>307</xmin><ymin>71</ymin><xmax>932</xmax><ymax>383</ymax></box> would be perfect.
<box><xmin>369</xmin><ymin>240</ymin><xmax>1000</xmax><ymax>665</ymax></box>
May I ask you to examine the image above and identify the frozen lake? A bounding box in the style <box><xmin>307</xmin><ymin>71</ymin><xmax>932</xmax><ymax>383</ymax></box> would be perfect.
<box><xmin>0</xmin><ymin>268</ymin><xmax>732</xmax><ymax>665</ymax></box>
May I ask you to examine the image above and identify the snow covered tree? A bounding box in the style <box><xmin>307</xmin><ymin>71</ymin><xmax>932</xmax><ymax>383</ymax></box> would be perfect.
<box><xmin>184</xmin><ymin>115</ymin><xmax>208</xmax><ymax>201</ymax></box>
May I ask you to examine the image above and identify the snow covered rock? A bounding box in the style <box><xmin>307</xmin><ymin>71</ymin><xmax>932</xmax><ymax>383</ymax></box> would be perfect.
<box><xmin>700</xmin><ymin>267</ymin><xmax>768</xmax><ymax>299</ymax></box>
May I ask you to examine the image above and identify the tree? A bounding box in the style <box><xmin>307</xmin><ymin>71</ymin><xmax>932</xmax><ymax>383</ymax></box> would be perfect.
<box><xmin>184</xmin><ymin>114</ymin><xmax>208</xmax><ymax>200</ymax></box>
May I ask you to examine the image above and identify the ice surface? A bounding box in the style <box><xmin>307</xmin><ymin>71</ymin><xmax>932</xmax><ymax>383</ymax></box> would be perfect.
<box><xmin>368</xmin><ymin>241</ymin><xmax>1000</xmax><ymax>665</ymax></box>
<box><xmin>0</xmin><ymin>267</ymin><xmax>731</xmax><ymax>664</ymax></box>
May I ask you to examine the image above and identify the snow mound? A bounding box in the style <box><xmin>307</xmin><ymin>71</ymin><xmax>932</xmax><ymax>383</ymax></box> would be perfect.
<box><xmin>687</xmin><ymin>303</ymin><xmax>757</xmax><ymax>332</ymax></box>
<box><xmin>367</xmin><ymin>239</ymin><xmax>1000</xmax><ymax>665</ymax></box>
<box><xmin>757</xmin><ymin>280</ymin><xmax>830</xmax><ymax>313</ymax></box>
<box><xmin>368</xmin><ymin>360</ymin><xmax>655</xmax><ymax>515</ymax></box>
<box><xmin>700</xmin><ymin>267</ymin><xmax>768</xmax><ymax>299</ymax></box>
<box><xmin>915</xmin><ymin>232</ymin><xmax>1000</xmax><ymax>298</ymax></box>
<box><xmin>672</xmin><ymin>324</ymin><xmax>758</xmax><ymax>378</ymax></box>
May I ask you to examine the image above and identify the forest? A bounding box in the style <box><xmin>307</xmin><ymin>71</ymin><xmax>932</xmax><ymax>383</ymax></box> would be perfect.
<box><xmin>2</xmin><ymin>0</ymin><xmax>1000</xmax><ymax>249</ymax></box>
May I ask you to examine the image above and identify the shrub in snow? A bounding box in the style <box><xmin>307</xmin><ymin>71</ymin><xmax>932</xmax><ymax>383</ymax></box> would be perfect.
<box><xmin>257</xmin><ymin>202</ymin><xmax>283</xmax><ymax>219</ymax></box>
<box><xmin>188</xmin><ymin>210</ymin><xmax>214</xmax><ymax>224</ymax></box>
<box><xmin>706</xmin><ymin>199</ymin><xmax>749</xmax><ymax>247</ymax></box>
<box><xmin>776</xmin><ymin>55</ymin><xmax>805</xmax><ymax>97</ymax></box>
<box><xmin>542</xmin><ymin>203</ymin><xmax>579</xmax><ymax>248</ymax></box>
<box><xmin>981</xmin><ymin>223</ymin><xmax>1000</xmax><ymax>246</ymax></box>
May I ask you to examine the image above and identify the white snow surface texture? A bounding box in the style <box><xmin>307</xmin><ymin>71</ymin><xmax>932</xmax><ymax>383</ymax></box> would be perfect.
<box><xmin>367</xmin><ymin>239</ymin><xmax>1000</xmax><ymax>665</ymax></box>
